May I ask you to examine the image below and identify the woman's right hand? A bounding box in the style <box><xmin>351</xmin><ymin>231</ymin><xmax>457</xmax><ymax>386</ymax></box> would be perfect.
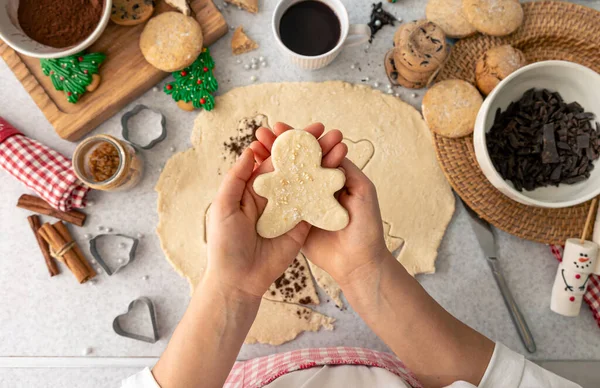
<box><xmin>301</xmin><ymin>158</ymin><xmax>392</xmax><ymax>289</ymax></box>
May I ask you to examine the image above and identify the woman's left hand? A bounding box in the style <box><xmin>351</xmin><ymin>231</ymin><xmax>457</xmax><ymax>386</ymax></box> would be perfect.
<box><xmin>204</xmin><ymin>122</ymin><xmax>347</xmax><ymax>301</ymax></box>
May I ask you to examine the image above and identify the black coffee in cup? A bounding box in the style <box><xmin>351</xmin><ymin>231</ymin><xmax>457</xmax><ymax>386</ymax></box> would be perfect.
<box><xmin>279</xmin><ymin>1</ymin><xmax>341</xmax><ymax>56</ymax></box>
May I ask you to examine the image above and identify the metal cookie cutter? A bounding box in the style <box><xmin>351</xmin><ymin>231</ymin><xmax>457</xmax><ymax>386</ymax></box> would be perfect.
<box><xmin>113</xmin><ymin>297</ymin><xmax>159</xmax><ymax>343</ymax></box>
<box><xmin>121</xmin><ymin>105</ymin><xmax>167</xmax><ymax>150</ymax></box>
<box><xmin>89</xmin><ymin>234</ymin><xmax>139</xmax><ymax>275</ymax></box>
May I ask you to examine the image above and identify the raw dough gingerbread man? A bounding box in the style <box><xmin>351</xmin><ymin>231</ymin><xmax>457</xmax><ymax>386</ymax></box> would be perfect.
<box><xmin>253</xmin><ymin>129</ymin><xmax>349</xmax><ymax>238</ymax></box>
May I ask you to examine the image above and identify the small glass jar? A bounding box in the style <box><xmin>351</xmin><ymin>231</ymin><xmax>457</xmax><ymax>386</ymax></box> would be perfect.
<box><xmin>73</xmin><ymin>135</ymin><xmax>144</xmax><ymax>191</ymax></box>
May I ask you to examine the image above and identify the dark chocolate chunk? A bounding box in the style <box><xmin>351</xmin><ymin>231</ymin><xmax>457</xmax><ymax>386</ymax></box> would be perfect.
<box><xmin>577</xmin><ymin>134</ymin><xmax>590</xmax><ymax>149</ymax></box>
<box><xmin>542</xmin><ymin>124</ymin><xmax>560</xmax><ymax>163</ymax></box>
<box><xmin>487</xmin><ymin>88</ymin><xmax>599</xmax><ymax>191</ymax></box>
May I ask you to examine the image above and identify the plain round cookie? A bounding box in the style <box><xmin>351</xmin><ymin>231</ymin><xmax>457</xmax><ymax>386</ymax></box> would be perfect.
<box><xmin>462</xmin><ymin>0</ymin><xmax>524</xmax><ymax>37</ymax></box>
<box><xmin>422</xmin><ymin>80</ymin><xmax>483</xmax><ymax>138</ymax></box>
<box><xmin>394</xmin><ymin>20</ymin><xmax>448</xmax><ymax>74</ymax></box>
<box><xmin>426</xmin><ymin>0</ymin><xmax>476</xmax><ymax>38</ymax></box>
<box><xmin>476</xmin><ymin>45</ymin><xmax>527</xmax><ymax>95</ymax></box>
<box><xmin>140</xmin><ymin>12</ymin><xmax>204</xmax><ymax>72</ymax></box>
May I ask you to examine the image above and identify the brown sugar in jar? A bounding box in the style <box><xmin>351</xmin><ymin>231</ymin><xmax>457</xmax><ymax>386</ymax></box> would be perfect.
<box><xmin>88</xmin><ymin>142</ymin><xmax>120</xmax><ymax>182</ymax></box>
<box><xmin>73</xmin><ymin>135</ymin><xmax>144</xmax><ymax>191</ymax></box>
<box><xmin>18</xmin><ymin>0</ymin><xmax>104</xmax><ymax>49</ymax></box>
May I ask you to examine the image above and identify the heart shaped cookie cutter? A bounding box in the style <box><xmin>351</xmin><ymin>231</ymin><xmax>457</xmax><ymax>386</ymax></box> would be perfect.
<box><xmin>89</xmin><ymin>234</ymin><xmax>139</xmax><ymax>275</ymax></box>
<box><xmin>121</xmin><ymin>105</ymin><xmax>167</xmax><ymax>150</ymax></box>
<box><xmin>113</xmin><ymin>297</ymin><xmax>159</xmax><ymax>343</ymax></box>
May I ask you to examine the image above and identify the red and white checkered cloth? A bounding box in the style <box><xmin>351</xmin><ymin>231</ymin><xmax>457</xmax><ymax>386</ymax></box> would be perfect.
<box><xmin>551</xmin><ymin>245</ymin><xmax>600</xmax><ymax>328</ymax></box>
<box><xmin>0</xmin><ymin>117</ymin><xmax>89</xmax><ymax>211</ymax></box>
<box><xmin>224</xmin><ymin>347</ymin><xmax>422</xmax><ymax>388</ymax></box>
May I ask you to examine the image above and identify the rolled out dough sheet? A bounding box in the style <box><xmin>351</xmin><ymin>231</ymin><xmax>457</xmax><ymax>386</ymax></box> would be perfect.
<box><xmin>156</xmin><ymin>81</ymin><xmax>455</xmax><ymax>345</ymax></box>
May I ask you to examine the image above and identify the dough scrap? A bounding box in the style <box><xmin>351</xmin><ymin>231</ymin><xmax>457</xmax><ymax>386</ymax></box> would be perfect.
<box><xmin>254</xmin><ymin>130</ymin><xmax>349</xmax><ymax>238</ymax></box>
<box><xmin>307</xmin><ymin>259</ymin><xmax>344</xmax><ymax>308</ymax></box>
<box><xmin>156</xmin><ymin>82</ymin><xmax>455</xmax><ymax>344</ymax></box>
<box><xmin>245</xmin><ymin>299</ymin><xmax>334</xmax><ymax>345</ymax></box>
<box><xmin>265</xmin><ymin>254</ymin><xmax>320</xmax><ymax>305</ymax></box>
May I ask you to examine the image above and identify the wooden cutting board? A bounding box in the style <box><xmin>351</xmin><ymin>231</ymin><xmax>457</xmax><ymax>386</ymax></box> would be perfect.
<box><xmin>0</xmin><ymin>0</ymin><xmax>227</xmax><ymax>141</ymax></box>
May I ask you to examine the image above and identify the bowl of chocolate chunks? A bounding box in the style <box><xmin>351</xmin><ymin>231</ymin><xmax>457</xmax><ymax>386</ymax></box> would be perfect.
<box><xmin>474</xmin><ymin>61</ymin><xmax>600</xmax><ymax>208</ymax></box>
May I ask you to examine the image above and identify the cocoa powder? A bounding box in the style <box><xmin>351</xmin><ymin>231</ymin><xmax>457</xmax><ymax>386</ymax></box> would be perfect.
<box><xmin>18</xmin><ymin>0</ymin><xmax>104</xmax><ymax>49</ymax></box>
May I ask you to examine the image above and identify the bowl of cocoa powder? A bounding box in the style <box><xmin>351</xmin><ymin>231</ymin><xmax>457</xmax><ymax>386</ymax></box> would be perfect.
<box><xmin>0</xmin><ymin>0</ymin><xmax>112</xmax><ymax>58</ymax></box>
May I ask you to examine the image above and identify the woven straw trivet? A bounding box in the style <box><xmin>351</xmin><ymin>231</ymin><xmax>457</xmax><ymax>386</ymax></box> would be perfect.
<box><xmin>433</xmin><ymin>1</ymin><xmax>600</xmax><ymax>245</ymax></box>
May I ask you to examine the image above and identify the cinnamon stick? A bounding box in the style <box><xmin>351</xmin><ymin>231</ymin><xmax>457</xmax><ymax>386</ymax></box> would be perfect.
<box><xmin>52</xmin><ymin>221</ymin><xmax>96</xmax><ymax>278</ymax></box>
<box><xmin>39</xmin><ymin>222</ymin><xmax>95</xmax><ymax>284</ymax></box>
<box><xmin>17</xmin><ymin>194</ymin><xmax>86</xmax><ymax>226</ymax></box>
<box><xmin>27</xmin><ymin>215</ymin><xmax>59</xmax><ymax>277</ymax></box>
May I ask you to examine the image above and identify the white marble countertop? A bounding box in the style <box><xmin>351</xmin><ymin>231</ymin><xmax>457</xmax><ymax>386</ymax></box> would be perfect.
<box><xmin>1</xmin><ymin>0</ymin><xmax>600</xmax><ymax>387</ymax></box>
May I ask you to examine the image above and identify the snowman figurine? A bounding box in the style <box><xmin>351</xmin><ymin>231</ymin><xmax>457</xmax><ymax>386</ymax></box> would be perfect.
<box><xmin>551</xmin><ymin>238</ymin><xmax>600</xmax><ymax>316</ymax></box>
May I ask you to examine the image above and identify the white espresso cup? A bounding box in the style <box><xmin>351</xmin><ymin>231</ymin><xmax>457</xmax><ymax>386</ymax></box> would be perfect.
<box><xmin>272</xmin><ymin>0</ymin><xmax>371</xmax><ymax>70</ymax></box>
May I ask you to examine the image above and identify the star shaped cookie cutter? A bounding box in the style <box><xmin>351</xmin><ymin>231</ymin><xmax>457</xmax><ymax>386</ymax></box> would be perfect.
<box><xmin>121</xmin><ymin>105</ymin><xmax>167</xmax><ymax>150</ymax></box>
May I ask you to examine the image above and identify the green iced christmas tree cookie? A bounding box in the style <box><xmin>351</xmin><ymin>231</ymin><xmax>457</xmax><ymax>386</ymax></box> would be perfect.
<box><xmin>40</xmin><ymin>52</ymin><xmax>106</xmax><ymax>104</ymax></box>
<box><xmin>164</xmin><ymin>47</ymin><xmax>218</xmax><ymax>111</ymax></box>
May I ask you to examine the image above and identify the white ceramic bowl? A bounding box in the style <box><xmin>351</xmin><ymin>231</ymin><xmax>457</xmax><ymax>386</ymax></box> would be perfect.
<box><xmin>474</xmin><ymin>60</ymin><xmax>600</xmax><ymax>208</ymax></box>
<box><xmin>0</xmin><ymin>0</ymin><xmax>112</xmax><ymax>59</ymax></box>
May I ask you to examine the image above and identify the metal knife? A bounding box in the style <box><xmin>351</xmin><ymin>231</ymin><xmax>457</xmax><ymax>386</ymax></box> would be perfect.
<box><xmin>462</xmin><ymin>200</ymin><xmax>537</xmax><ymax>354</ymax></box>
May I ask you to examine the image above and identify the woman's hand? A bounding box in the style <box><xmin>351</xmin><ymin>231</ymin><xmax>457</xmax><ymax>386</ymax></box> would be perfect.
<box><xmin>302</xmin><ymin>159</ymin><xmax>390</xmax><ymax>289</ymax></box>
<box><xmin>204</xmin><ymin>122</ymin><xmax>347</xmax><ymax>301</ymax></box>
<box><xmin>253</xmin><ymin>124</ymin><xmax>389</xmax><ymax>289</ymax></box>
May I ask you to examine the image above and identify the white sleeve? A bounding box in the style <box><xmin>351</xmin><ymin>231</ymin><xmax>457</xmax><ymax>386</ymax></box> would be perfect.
<box><xmin>121</xmin><ymin>367</ymin><xmax>161</xmax><ymax>388</ymax></box>
<box><xmin>445</xmin><ymin>342</ymin><xmax>582</xmax><ymax>388</ymax></box>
